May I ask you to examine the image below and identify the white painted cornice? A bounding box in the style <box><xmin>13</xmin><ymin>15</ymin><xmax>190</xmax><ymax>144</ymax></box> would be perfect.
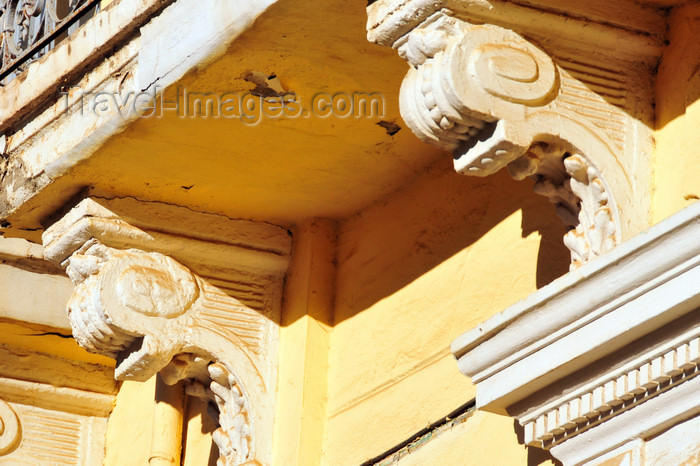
<box><xmin>43</xmin><ymin>196</ymin><xmax>291</xmax><ymax>278</ymax></box>
<box><xmin>451</xmin><ymin>201</ymin><xmax>700</xmax><ymax>464</ymax></box>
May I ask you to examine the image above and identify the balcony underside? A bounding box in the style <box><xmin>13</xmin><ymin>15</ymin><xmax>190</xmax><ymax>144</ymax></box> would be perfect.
<box><xmin>0</xmin><ymin>0</ymin><xmax>443</xmax><ymax>242</ymax></box>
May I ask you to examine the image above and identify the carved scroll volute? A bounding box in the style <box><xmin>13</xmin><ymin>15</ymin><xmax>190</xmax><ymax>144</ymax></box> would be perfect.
<box><xmin>66</xmin><ymin>245</ymin><xmax>201</xmax><ymax>380</ymax></box>
<box><xmin>0</xmin><ymin>400</ymin><xmax>21</xmax><ymax>456</ymax></box>
<box><xmin>395</xmin><ymin>13</ymin><xmax>632</xmax><ymax>267</ymax></box>
<box><xmin>398</xmin><ymin>15</ymin><xmax>559</xmax><ymax>174</ymax></box>
<box><xmin>51</xmin><ymin>241</ymin><xmax>268</xmax><ymax>465</ymax></box>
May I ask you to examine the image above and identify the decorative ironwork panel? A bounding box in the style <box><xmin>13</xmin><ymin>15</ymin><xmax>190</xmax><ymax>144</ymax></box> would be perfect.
<box><xmin>0</xmin><ymin>0</ymin><xmax>100</xmax><ymax>84</ymax></box>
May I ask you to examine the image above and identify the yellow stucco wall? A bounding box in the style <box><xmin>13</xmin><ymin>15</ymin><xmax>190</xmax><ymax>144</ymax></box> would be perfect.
<box><xmin>105</xmin><ymin>379</ymin><xmax>157</xmax><ymax>466</ymax></box>
<box><xmin>393</xmin><ymin>412</ymin><xmax>539</xmax><ymax>466</ymax></box>
<box><xmin>98</xmin><ymin>158</ymin><xmax>570</xmax><ymax>466</ymax></box>
<box><xmin>653</xmin><ymin>3</ymin><xmax>700</xmax><ymax>223</ymax></box>
<box><xmin>321</xmin><ymin>159</ymin><xmax>567</xmax><ymax>465</ymax></box>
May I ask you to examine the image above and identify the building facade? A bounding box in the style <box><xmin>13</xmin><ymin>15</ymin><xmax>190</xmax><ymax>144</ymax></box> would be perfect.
<box><xmin>0</xmin><ymin>0</ymin><xmax>699</xmax><ymax>464</ymax></box>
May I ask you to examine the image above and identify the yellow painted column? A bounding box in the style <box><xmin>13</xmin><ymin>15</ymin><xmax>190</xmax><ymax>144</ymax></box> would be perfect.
<box><xmin>105</xmin><ymin>378</ymin><xmax>157</xmax><ymax>465</ymax></box>
<box><xmin>149</xmin><ymin>377</ymin><xmax>185</xmax><ymax>465</ymax></box>
<box><xmin>273</xmin><ymin>218</ymin><xmax>336</xmax><ymax>466</ymax></box>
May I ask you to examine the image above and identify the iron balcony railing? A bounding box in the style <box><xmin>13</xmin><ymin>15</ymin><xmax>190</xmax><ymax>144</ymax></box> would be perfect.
<box><xmin>0</xmin><ymin>0</ymin><xmax>101</xmax><ymax>85</ymax></box>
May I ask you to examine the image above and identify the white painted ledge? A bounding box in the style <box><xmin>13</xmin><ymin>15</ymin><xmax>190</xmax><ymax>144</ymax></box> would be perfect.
<box><xmin>451</xmin><ymin>201</ymin><xmax>700</xmax><ymax>464</ymax></box>
<box><xmin>0</xmin><ymin>238</ymin><xmax>72</xmax><ymax>330</ymax></box>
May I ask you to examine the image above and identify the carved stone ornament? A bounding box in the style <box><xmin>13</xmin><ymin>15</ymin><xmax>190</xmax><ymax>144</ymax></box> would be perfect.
<box><xmin>43</xmin><ymin>198</ymin><xmax>292</xmax><ymax>466</ymax></box>
<box><xmin>390</xmin><ymin>12</ymin><xmax>640</xmax><ymax>268</ymax></box>
<box><xmin>0</xmin><ymin>399</ymin><xmax>20</xmax><ymax>456</ymax></box>
<box><xmin>452</xmin><ymin>201</ymin><xmax>700</xmax><ymax>464</ymax></box>
<box><xmin>67</xmin><ymin>245</ymin><xmax>264</xmax><ymax>465</ymax></box>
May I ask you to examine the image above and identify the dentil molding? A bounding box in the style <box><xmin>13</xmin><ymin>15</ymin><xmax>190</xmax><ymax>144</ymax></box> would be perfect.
<box><xmin>367</xmin><ymin>5</ymin><xmax>656</xmax><ymax>268</ymax></box>
<box><xmin>451</xmin><ymin>201</ymin><xmax>700</xmax><ymax>465</ymax></box>
<box><xmin>43</xmin><ymin>197</ymin><xmax>292</xmax><ymax>466</ymax></box>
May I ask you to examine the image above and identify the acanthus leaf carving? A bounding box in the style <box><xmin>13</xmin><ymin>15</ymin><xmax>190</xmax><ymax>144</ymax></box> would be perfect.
<box><xmin>162</xmin><ymin>354</ymin><xmax>258</xmax><ymax>466</ymax></box>
<box><xmin>393</xmin><ymin>12</ymin><xmax>632</xmax><ymax>268</ymax></box>
<box><xmin>507</xmin><ymin>144</ymin><xmax>618</xmax><ymax>268</ymax></box>
<box><xmin>43</xmin><ymin>200</ymin><xmax>286</xmax><ymax>466</ymax></box>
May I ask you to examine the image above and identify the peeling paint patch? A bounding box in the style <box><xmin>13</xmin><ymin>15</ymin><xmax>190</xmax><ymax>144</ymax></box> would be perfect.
<box><xmin>377</xmin><ymin>120</ymin><xmax>401</xmax><ymax>136</ymax></box>
<box><xmin>244</xmin><ymin>70</ymin><xmax>288</xmax><ymax>98</ymax></box>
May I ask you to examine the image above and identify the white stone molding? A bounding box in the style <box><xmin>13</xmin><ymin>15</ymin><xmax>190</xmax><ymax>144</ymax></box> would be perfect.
<box><xmin>0</xmin><ymin>237</ymin><xmax>74</xmax><ymax>330</ymax></box>
<box><xmin>43</xmin><ymin>197</ymin><xmax>292</xmax><ymax>466</ymax></box>
<box><xmin>451</xmin><ymin>201</ymin><xmax>700</xmax><ymax>465</ymax></box>
<box><xmin>0</xmin><ymin>376</ymin><xmax>114</xmax><ymax>417</ymax></box>
<box><xmin>0</xmin><ymin>341</ymin><xmax>116</xmax><ymax>464</ymax></box>
<box><xmin>367</xmin><ymin>0</ymin><xmax>665</xmax><ymax>59</ymax></box>
<box><xmin>550</xmin><ymin>371</ymin><xmax>700</xmax><ymax>465</ymax></box>
<box><xmin>367</xmin><ymin>5</ymin><xmax>658</xmax><ymax>266</ymax></box>
<box><xmin>523</xmin><ymin>335</ymin><xmax>700</xmax><ymax>448</ymax></box>
<box><xmin>0</xmin><ymin>388</ymin><xmax>111</xmax><ymax>464</ymax></box>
